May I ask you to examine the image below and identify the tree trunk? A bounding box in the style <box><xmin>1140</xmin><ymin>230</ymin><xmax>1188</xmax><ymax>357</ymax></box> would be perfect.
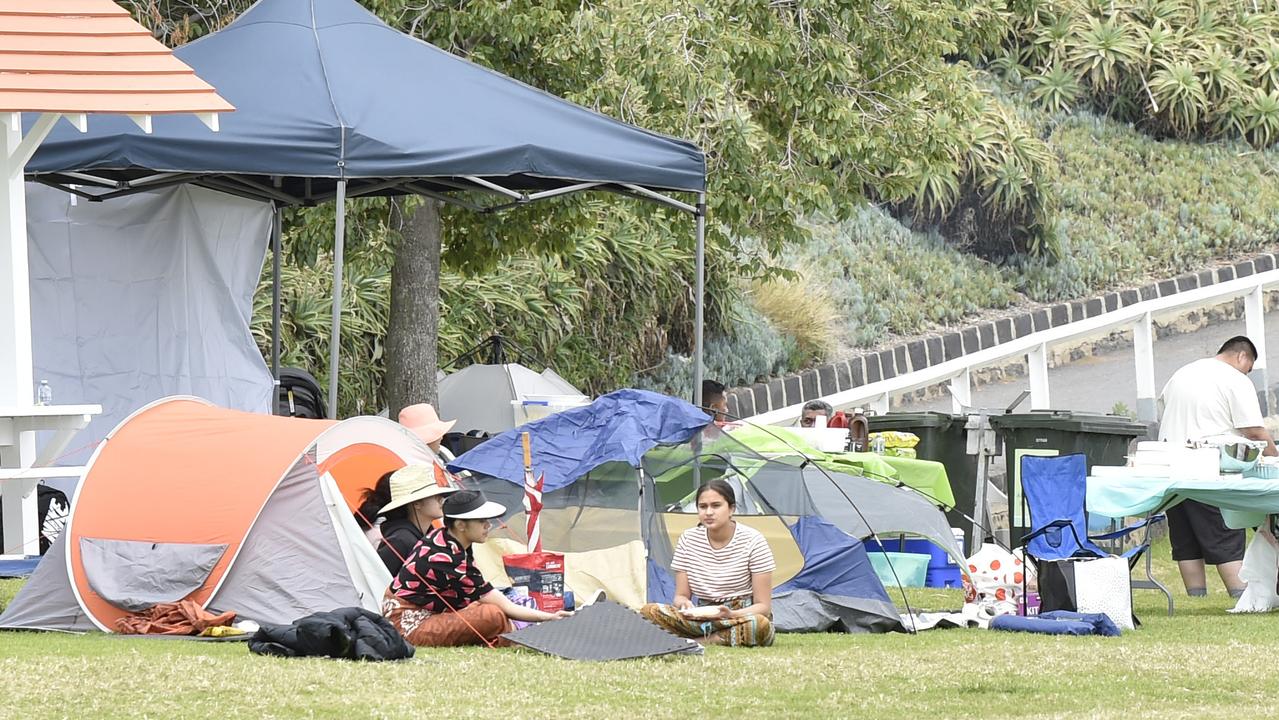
<box><xmin>384</xmin><ymin>198</ymin><xmax>442</xmax><ymax>419</ymax></box>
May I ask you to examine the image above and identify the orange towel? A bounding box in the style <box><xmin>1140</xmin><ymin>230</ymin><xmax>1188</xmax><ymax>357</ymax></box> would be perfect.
<box><xmin>115</xmin><ymin>600</ymin><xmax>236</xmax><ymax>635</ymax></box>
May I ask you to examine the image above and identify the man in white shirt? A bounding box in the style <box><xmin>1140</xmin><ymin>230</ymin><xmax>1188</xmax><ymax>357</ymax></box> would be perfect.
<box><xmin>1159</xmin><ymin>336</ymin><xmax>1277</xmax><ymax>598</ymax></box>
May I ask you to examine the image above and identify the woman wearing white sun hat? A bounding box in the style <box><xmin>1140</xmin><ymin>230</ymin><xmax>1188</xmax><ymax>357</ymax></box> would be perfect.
<box><xmin>383</xmin><ymin>490</ymin><xmax>572</xmax><ymax>647</ymax></box>
<box><xmin>357</xmin><ymin>464</ymin><xmax>458</xmax><ymax>575</ymax></box>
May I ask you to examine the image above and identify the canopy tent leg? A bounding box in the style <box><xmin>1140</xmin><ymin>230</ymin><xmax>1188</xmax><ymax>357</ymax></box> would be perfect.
<box><xmin>328</xmin><ymin>180</ymin><xmax>346</xmax><ymax>419</ymax></box>
<box><xmin>271</xmin><ymin>203</ymin><xmax>282</xmax><ymax>415</ymax></box>
<box><xmin>693</xmin><ymin>193</ymin><xmax>706</xmax><ymax>408</ymax></box>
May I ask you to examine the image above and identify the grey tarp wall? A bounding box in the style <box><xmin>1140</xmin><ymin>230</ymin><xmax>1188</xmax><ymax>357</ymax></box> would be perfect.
<box><xmin>26</xmin><ymin>183</ymin><xmax>273</xmax><ymax>472</ymax></box>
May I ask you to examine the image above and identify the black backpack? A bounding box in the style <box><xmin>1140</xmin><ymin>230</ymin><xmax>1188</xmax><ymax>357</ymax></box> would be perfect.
<box><xmin>441</xmin><ymin>429</ymin><xmax>490</xmax><ymax>457</ymax></box>
<box><xmin>0</xmin><ymin>485</ymin><xmax>69</xmax><ymax>556</ymax></box>
<box><xmin>276</xmin><ymin>367</ymin><xmax>327</xmax><ymax>419</ymax></box>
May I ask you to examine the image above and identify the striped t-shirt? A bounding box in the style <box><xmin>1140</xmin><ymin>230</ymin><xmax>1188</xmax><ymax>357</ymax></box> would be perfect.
<box><xmin>670</xmin><ymin>522</ymin><xmax>776</xmax><ymax>603</ymax></box>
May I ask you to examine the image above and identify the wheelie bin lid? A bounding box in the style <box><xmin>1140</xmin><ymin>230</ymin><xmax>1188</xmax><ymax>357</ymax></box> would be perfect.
<box><xmin>868</xmin><ymin>411</ymin><xmax>965</xmax><ymax>429</ymax></box>
<box><xmin>989</xmin><ymin>410</ymin><xmax>1148</xmax><ymax>435</ymax></box>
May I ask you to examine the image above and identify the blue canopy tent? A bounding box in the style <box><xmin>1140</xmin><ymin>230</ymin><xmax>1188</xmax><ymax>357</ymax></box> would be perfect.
<box><xmin>26</xmin><ymin>0</ymin><xmax>709</xmax><ymax>416</ymax></box>
<box><xmin>450</xmin><ymin>390</ymin><xmax>905</xmax><ymax>633</ymax></box>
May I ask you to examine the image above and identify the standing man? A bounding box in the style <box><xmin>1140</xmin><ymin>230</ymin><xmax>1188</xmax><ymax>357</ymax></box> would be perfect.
<box><xmin>1159</xmin><ymin>335</ymin><xmax>1277</xmax><ymax>598</ymax></box>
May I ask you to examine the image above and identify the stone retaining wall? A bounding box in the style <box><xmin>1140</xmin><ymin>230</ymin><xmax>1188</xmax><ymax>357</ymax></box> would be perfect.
<box><xmin>725</xmin><ymin>251</ymin><xmax>1279</xmax><ymax>419</ymax></box>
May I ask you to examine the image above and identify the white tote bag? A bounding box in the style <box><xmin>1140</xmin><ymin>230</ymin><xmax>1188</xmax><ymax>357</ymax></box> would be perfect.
<box><xmin>1072</xmin><ymin>556</ymin><xmax>1134</xmax><ymax>631</ymax></box>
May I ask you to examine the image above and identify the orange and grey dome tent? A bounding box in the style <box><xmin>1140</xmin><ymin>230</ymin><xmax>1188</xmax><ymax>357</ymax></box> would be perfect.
<box><xmin>0</xmin><ymin>397</ymin><xmax>436</xmax><ymax>632</ymax></box>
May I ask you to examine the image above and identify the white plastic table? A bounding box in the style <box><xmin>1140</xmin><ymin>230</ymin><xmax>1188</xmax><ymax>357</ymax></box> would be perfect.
<box><xmin>0</xmin><ymin>404</ymin><xmax>100</xmax><ymax>557</ymax></box>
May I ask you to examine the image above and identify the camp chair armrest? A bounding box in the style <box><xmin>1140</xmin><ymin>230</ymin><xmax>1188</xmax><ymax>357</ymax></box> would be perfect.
<box><xmin>1121</xmin><ymin>541</ymin><xmax>1151</xmax><ymax>567</ymax></box>
<box><xmin>1088</xmin><ymin>513</ymin><xmax>1165</xmax><ymax>541</ymax></box>
<box><xmin>1019</xmin><ymin>519</ymin><xmax>1080</xmax><ymax>548</ymax></box>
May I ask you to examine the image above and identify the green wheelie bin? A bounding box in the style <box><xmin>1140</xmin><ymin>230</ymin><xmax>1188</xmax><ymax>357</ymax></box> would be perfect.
<box><xmin>868</xmin><ymin>412</ymin><xmax>977</xmax><ymax>549</ymax></box>
<box><xmin>989</xmin><ymin>410</ymin><xmax>1149</xmax><ymax>545</ymax></box>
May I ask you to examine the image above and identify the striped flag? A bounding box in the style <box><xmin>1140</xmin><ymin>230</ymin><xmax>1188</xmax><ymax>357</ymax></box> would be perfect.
<box><xmin>520</xmin><ymin>431</ymin><xmax>543</xmax><ymax>553</ymax></box>
<box><xmin>523</xmin><ymin>470</ymin><xmax>545</xmax><ymax>553</ymax></box>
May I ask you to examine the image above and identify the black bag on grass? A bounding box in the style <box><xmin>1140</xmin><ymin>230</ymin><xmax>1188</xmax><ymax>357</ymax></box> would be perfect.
<box><xmin>249</xmin><ymin>607</ymin><xmax>413</xmax><ymax>661</ymax></box>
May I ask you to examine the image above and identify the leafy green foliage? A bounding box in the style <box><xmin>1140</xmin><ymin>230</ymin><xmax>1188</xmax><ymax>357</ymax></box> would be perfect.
<box><xmin>984</xmin><ymin>0</ymin><xmax>1279</xmax><ymax>148</ymax></box>
<box><xmin>636</xmin><ymin>300</ymin><xmax>798</xmax><ymax>399</ymax></box>
<box><xmin>793</xmin><ymin>208</ymin><xmax>1020</xmax><ymax>348</ymax></box>
<box><xmin>748</xmin><ymin>275</ymin><xmax>841</xmax><ymax>365</ymax></box>
<box><xmin>1011</xmin><ymin>110</ymin><xmax>1279</xmax><ymax>301</ymax></box>
<box><xmin>148</xmin><ymin>0</ymin><xmax>1066</xmax><ymax>411</ymax></box>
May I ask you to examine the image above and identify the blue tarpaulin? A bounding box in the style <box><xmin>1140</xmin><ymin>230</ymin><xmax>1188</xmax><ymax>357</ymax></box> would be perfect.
<box><xmin>27</xmin><ymin>0</ymin><xmax>706</xmax><ymax>196</ymax></box>
<box><xmin>775</xmin><ymin>516</ymin><xmax>893</xmax><ymax>605</ymax></box>
<box><xmin>769</xmin><ymin>516</ymin><xmax>904</xmax><ymax>633</ymax></box>
<box><xmin>448</xmin><ymin>389</ymin><xmax>710</xmax><ymax>492</ymax></box>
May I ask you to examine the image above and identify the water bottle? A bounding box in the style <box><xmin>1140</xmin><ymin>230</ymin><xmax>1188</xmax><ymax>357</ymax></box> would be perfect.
<box><xmin>871</xmin><ymin>434</ymin><xmax>886</xmax><ymax>454</ymax></box>
<box><xmin>36</xmin><ymin>379</ymin><xmax>52</xmax><ymax>406</ymax></box>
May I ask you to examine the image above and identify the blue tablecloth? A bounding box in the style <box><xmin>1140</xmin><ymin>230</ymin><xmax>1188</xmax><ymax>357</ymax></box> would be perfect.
<box><xmin>1088</xmin><ymin>476</ymin><xmax>1279</xmax><ymax>529</ymax></box>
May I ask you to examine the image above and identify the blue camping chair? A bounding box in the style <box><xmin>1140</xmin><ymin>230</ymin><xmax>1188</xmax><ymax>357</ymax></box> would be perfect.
<box><xmin>1019</xmin><ymin>454</ymin><xmax>1173</xmax><ymax>616</ymax></box>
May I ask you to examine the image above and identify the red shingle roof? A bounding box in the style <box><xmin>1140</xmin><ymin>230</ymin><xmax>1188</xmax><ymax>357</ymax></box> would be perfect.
<box><xmin>0</xmin><ymin>0</ymin><xmax>232</xmax><ymax>115</ymax></box>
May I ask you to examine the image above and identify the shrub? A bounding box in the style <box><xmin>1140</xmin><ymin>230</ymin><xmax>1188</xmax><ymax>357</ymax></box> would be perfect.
<box><xmin>797</xmin><ymin>207</ymin><xmax>1020</xmax><ymax>347</ymax></box>
<box><xmin>986</xmin><ymin>0</ymin><xmax>1279</xmax><ymax>149</ymax></box>
<box><xmin>1015</xmin><ymin>109</ymin><xmax>1279</xmax><ymax>299</ymax></box>
<box><xmin>634</xmin><ymin>299</ymin><xmax>795</xmax><ymax>399</ymax></box>
<box><xmin>747</xmin><ymin>275</ymin><xmax>840</xmax><ymax>364</ymax></box>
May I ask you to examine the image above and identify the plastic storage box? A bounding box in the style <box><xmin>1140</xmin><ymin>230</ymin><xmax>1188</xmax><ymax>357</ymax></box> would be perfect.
<box><xmin>867</xmin><ymin>552</ymin><xmax>930</xmax><ymax>588</ymax></box>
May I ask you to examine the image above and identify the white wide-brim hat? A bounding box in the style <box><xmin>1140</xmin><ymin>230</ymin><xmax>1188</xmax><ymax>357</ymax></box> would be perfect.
<box><xmin>379</xmin><ymin>463</ymin><xmax>458</xmax><ymax>514</ymax></box>
<box><xmin>443</xmin><ymin>490</ymin><xmax>506</xmax><ymax>520</ymax></box>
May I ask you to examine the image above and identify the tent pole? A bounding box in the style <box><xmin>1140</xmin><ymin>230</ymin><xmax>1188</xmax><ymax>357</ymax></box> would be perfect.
<box><xmin>271</xmin><ymin>203</ymin><xmax>282</xmax><ymax>414</ymax></box>
<box><xmin>328</xmin><ymin>180</ymin><xmax>346</xmax><ymax>419</ymax></box>
<box><xmin>693</xmin><ymin>193</ymin><xmax>706</xmax><ymax>407</ymax></box>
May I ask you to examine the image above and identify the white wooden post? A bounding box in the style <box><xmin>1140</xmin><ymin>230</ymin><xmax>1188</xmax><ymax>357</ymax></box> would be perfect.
<box><xmin>1133</xmin><ymin>311</ymin><xmax>1157</xmax><ymax>423</ymax></box>
<box><xmin>1028</xmin><ymin>342</ymin><xmax>1050</xmax><ymax>410</ymax></box>
<box><xmin>949</xmin><ymin>367</ymin><xmax>972</xmax><ymax>414</ymax></box>
<box><xmin>0</xmin><ymin>114</ymin><xmax>39</xmax><ymax>555</ymax></box>
<box><xmin>1246</xmin><ymin>285</ymin><xmax>1270</xmax><ymax>413</ymax></box>
<box><xmin>0</xmin><ymin>114</ymin><xmax>33</xmax><ymax>415</ymax></box>
<box><xmin>871</xmin><ymin>393</ymin><xmax>889</xmax><ymax>415</ymax></box>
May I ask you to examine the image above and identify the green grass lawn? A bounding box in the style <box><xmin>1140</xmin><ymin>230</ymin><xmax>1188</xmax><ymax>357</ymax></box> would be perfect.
<box><xmin>1</xmin><ymin>540</ymin><xmax>1275</xmax><ymax>720</ymax></box>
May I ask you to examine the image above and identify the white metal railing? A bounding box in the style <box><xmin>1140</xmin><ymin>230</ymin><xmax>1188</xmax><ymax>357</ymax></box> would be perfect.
<box><xmin>752</xmin><ymin>268</ymin><xmax>1279</xmax><ymax>426</ymax></box>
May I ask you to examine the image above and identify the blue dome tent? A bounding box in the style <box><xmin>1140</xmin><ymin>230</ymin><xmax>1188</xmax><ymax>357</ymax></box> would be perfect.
<box><xmin>449</xmin><ymin>389</ymin><xmax>907</xmax><ymax>633</ymax></box>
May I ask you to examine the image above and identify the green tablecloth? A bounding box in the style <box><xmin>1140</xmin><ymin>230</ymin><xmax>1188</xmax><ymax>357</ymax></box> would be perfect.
<box><xmin>831</xmin><ymin>453</ymin><xmax>955</xmax><ymax>509</ymax></box>
<box><xmin>1087</xmin><ymin>475</ymin><xmax>1279</xmax><ymax>529</ymax></box>
<box><xmin>722</xmin><ymin>425</ymin><xmax>955</xmax><ymax>508</ymax></box>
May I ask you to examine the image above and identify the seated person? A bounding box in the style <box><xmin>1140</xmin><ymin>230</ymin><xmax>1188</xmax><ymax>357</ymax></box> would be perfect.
<box><xmin>702</xmin><ymin>379</ymin><xmax>730</xmax><ymax>423</ymax></box>
<box><xmin>798</xmin><ymin>400</ymin><xmax>833</xmax><ymax>428</ymax></box>
<box><xmin>641</xmin><ymin>479</ymin><xmax>775</xmax><ymax>647</ymax></box>
<box><xmin>382</xmin><ymin>490</ymin><xmax>570</xmax><ymax>647</ymax></box>
<box><xmin>356</xmin><ymin>464</ymin><xmax>457</xmax><ymax>575</ymax></box>
<box><xmin>398</xmin><ymin>402</ymin><xmax>455</xmax><ymax>454</ymax></box>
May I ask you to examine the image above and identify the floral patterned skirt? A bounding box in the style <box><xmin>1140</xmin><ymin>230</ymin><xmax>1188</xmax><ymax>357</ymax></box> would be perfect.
<box><xmin>639</xmin><ymin>597</ymin><xmax>774</xmax><ymax>647</ymax></box>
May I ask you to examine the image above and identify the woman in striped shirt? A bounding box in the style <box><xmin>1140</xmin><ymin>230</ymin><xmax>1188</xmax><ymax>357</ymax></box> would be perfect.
<box><xmin>641</xmin><ymin>479</ymin><xmax>775</xmax><ymax>646</ymax></box>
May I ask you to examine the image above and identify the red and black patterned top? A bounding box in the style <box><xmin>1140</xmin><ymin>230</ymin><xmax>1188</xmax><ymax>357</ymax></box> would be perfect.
<box><xmin>390</xmin><ymin>527</ymin><xmax>493</xmax><ymax>612</ymax></box>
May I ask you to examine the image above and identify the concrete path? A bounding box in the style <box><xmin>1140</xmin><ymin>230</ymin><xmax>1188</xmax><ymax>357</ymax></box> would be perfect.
<box><xmin>908</xmin><ymin>307</ymin><xmax>1279</xmax><ymax>417</ymax></box>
